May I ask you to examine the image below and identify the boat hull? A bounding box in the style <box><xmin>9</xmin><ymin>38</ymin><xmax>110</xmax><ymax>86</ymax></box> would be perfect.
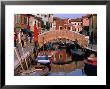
<box><xmin>84</xmin><ymin>63</ymin><xmax>97</xmax><ymax>76</ymax></box>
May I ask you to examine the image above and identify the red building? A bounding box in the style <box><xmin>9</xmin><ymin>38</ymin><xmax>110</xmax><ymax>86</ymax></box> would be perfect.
<box><xmin>53</xmin><ymin>17</ymin><xmax>64</xmax><ymax>30</ymax></box>
<box><xmin>14</xmin><ymin>14</ymin><xmax>31</xmax><ymax>32</ymax></box>
<box><xmin>53</xmin><ymin>17</ymin><xmax>82</xmax><ymax>32</ymax></box>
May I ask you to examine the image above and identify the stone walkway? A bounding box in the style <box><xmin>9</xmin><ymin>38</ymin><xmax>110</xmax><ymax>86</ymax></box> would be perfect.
<box><xmin>14</xmin><ymin>42</ymin><xmax>34</xmax><ymax>69</ymax></box>
<box><xmin>86</xmin><ymin>44</ymin><xmax>97</xmax><ymax>51</ymax></box>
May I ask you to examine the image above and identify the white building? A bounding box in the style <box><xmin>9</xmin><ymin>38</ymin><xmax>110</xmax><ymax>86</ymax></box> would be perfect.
<box><xmin>69</xmin><ymin>18</ymin><xmax>82</xmax><ymax>33</ymax></box>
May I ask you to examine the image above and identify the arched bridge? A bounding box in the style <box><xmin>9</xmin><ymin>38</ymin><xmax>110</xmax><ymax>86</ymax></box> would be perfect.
<box><xmin>38</xmin><ymin>30</ymin><xmax>89</xmax><ymax>47</ymax></box>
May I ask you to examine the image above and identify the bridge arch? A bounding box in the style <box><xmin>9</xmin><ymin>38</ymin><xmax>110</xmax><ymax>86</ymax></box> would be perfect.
<box><xmin>38</xmin><ymin>30</ymin><xmax>89</xmax><ymax>47</ymax></box>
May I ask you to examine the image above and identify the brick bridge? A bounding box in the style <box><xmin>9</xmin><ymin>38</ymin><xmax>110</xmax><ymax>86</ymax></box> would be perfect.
<box><xmin>38</xmin><ymin>30</ymin><xmax>89</xmax><ymax>47</ymax></box>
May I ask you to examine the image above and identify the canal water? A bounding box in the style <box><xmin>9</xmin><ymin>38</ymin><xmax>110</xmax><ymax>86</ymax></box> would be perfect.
<box><xmin>30</xmin><ymin>69</ymin><xmax>86</xmax><ymax>76</ymax></box>
<box><xmin>15</xmin><ymin>42</ymin><xmax>97</xmax><ymax>76</ymax></box>
<box><xmin>25</xmin><ymin>49</ymin><xmax>87</xmax><ymax>76</ymax></box>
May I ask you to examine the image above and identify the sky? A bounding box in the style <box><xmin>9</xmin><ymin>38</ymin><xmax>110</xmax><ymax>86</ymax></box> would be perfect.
<box><xmin>53</xmin><ymin>14</ymin><xmax>87</xmax><ymax>19</ymax></box>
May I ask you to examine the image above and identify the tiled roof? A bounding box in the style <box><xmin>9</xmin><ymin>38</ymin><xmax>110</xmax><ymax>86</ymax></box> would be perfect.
<box><xmin>69</xmin><ymin>18</ymin><xmax>82</xmax><ymax>22</ymax></box>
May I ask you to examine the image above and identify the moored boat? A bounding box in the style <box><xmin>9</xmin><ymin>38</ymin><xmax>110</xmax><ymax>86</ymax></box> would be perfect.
<box><xmin>84</xmin><ymin>54</ymin><xmax>97</xmax><ymax>76</ymax></box>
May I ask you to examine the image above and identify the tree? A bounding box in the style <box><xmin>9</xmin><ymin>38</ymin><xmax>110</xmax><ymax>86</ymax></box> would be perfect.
<box><xmin>35</xmin><ymin>16</ymin><xmax>38</xmax><ymax>20</ymax></box>
<box><xmin>41</xmin><ymin>20</ymin><xmax>44</xmax><ymax>28</ymax></box>
<box><xmin>46</xmin><ymin>21</ymin><xmax>50</xmax><ymax>31</ymax></box>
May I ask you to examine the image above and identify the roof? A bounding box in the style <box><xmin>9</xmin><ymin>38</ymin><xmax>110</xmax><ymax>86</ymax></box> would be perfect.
<box><xmin>69</xmin><ymin>18</ymin><xmax>82</xmax><ymax>22</ymax></box>
<box><xmin>53</xmin><ymin>17</ymin><xmax>62</xmax><ymax>20</ymax></box>
<box><xmin>82</xmin><ymin>14</ymin><xmax>91</xmax><ymax>18</ymax></box>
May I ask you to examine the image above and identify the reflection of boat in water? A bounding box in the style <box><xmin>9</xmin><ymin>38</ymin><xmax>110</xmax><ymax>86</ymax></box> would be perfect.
<box><xmin>71</xmin><ymin>49</ymin><xmax>85</xmax><ymax>61</ymax></box>
<box><xmin>21</xmin><ymin>65</ymin><xmax>50</xmax><ymax>76</ymax></box>
<box><xmin>84</xmin><ymin>54</ymin><xmax>97</xmax><ymax>76</ymax></box>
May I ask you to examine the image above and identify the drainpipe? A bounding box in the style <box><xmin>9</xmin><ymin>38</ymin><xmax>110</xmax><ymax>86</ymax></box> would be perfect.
<box><xmin>27</xmin><ymin>15</ymin><xmax>30</xmax><ymax>29</ymax></box>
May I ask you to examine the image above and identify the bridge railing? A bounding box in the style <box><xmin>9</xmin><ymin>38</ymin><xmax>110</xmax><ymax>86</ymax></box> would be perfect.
<box><xmin>38</xmin><ymin>30</ymin><xmax>89</xmax><ymax>48</ymax></box>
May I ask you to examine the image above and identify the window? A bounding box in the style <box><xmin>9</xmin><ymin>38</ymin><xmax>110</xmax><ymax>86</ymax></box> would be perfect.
<box><xmin>24</xmin><ymin>17</ymin><xmax>27</xmax><ymax>24</ymax></box>
<box><xmin>60</xmin><ymin>26</ymin><xmax>63</xmax><ymax>30</ymax></box>
<box><xmin>68</xmin><ymin>27</ymin><xmax>70</xmax><ymax>30</ymax></box>
<box><xmin>65</xmin><ymin>26</ymin><xmax>66</xmax><ymax>29</ymax></box>
<box><xmin>16</xmin><ymin>15</ymin><xmax>21</xmax><ymax>24</ymax></box>
<box><xmin>78</xmin><ymin>23</ymin><xmax>80</xmax><ymax>25</ymax></box>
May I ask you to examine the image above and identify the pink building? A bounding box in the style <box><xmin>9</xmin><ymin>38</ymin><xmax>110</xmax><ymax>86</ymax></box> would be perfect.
<box><xmin>82</xmin><ymin>15</ymin><xmax>91</xmax><ymax>36</ymax></box>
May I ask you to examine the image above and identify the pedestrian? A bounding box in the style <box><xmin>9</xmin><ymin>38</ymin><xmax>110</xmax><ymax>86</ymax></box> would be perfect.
<box><xmin>29</xmin><ymin>32</ymin><xmax>32</xmax><ymax>43</ymax></box>
<box><xmin>20</xmin><ymin>31</ymin><xmax>25</xmax><ymax>48</ymax></box>
<box><xmin>18</xmin><ymin>30</ymin><xmax>21</xmax><ymax>43</ymax></box>
<box><xmin>26</xmin><ymin>33</ymin><xmax>28</xmax><ymax>43</ymax></box>
<box><xmin>14</xmin><ymin>32</ymin><xmax>17</xmax><ymax>47</ymax></box>
<box><xmin>23</xmin><ymin>33</ymin><xmax>27</xmax><ymax>47</ymax></box>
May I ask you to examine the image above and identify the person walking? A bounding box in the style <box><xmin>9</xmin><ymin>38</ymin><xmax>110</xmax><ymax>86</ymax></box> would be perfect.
<box><xmin>23</xmin><ymin>33</ymin><xmax>27</xmax><ymax>47</ymax></box>
<box><xmin>20</xmin><ymin>30</ymin><xmax>25</xmax><ymax>48</ymax></box>
<box><xmin>29</xmin><ymin>32</ymin><xmax>32</xmax><ymax>43</ymax></box>
<box><xmin>14</xmin><ymin>32</ymin><xmax>17</xmax><ymax>47</ymax></box>
<box><xmin>18</xmin><ymin>30</ymin><xmax>21</xmax><ymax>44</ymax></box>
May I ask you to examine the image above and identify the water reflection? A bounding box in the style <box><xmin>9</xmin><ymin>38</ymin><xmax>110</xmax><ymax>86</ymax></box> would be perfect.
<box><xmin>30</xmin><ymin>69</ymin><xmax>86</xmax><ymax>76</ymax></box>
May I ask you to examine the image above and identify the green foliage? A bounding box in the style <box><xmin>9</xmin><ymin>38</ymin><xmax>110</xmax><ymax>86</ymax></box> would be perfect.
<box><xmin>41</xmin><ymin>20</ymin><xmax>44</xmax><ymax>28</ymax></box>
<box><xmin>46</xmin><ymin>21</ymin><xmax>50</xmax><ymax>30</ymax></box>
<box><xmin>35</xmin><ymin>16</ymin><xmax>38</xmax><ymax>20</ymax></box>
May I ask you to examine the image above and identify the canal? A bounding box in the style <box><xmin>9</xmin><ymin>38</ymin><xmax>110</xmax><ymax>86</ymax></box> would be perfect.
<box><xmin>14</xmin><ymin>41</ymin><xmax>97</xmax><ymax>76</ymax></box>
